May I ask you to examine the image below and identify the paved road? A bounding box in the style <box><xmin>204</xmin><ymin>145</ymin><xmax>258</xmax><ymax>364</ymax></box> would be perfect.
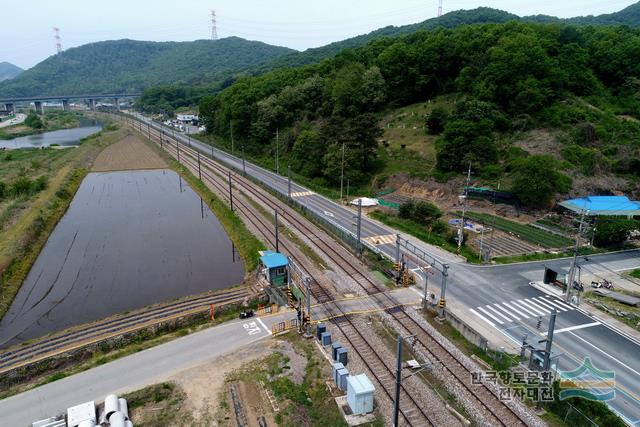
<box><xmin>0</xmin><ymin>315</ymin><xmax>280</xmax><ymax>426</ymax></box>
<box><xmin>131</xmin><ymin>112</ymin><xmax>640</xmax><ymax>425</ymax></box>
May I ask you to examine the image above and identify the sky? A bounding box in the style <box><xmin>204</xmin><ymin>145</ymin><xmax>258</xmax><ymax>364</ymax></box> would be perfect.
<box><xmin>2</xmin><ymin>0</ymin><xmax>637</xmax><ymax>69</ymax></box>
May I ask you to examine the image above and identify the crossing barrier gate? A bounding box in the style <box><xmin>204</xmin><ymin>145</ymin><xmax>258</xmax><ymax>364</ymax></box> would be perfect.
<box><xmin>271</xmin><ymin>318</ymin><xmax>299</xmax><ymax>334</ymax></box>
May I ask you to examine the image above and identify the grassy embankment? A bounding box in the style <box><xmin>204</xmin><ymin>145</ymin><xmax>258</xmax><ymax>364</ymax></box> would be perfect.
<box><xmin>0</xmin><ymin>123</ymin><xmax>123</xmax><ymax>321</ymax></box>
<box><xmin>0</xmin><ymin>111</ymin><xmax>83</xmax><ymax>139</ymax></box>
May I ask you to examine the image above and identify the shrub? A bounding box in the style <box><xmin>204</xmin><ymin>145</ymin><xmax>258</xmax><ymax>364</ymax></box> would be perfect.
<box><xmin>425</xmin><ymin>107</ymin><xmax>448</xmax><ymax>134</ymax></box>
<box><xmin>593</xmin><ymin>219</ymin><xmax>638</xmax><ymax>247</ymax></box>
<box><xmin>0</xmin><ymin>181</ymin><xmax>6</xmax><ymax>200</ymax></box>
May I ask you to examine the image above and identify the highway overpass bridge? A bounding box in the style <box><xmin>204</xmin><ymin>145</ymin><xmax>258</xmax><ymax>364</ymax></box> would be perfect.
<box><xmin>0</xmin><ymin>93</ymin><xmax>141</xmax><ymax>114</ymax></box>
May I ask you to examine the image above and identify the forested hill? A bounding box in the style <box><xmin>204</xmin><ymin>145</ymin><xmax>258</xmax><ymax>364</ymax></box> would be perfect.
<box><xmin>0</xmin><ymin>62</ymin><xmax>22</xmax><ymax>82</ymax></box>
<box><xmin>258</xmin><ymin>3</ymin><xmax>640</xmax><ymax>72</ymax></box>
<box><xmin>200</xmin><ymin>22</ymin><xmax>640</xmax><ymax>209</ymax></box>
<box><xmin>0</xmin><ymin>37</ymin><xmax>294</xmax><ymax>97</ymax></box>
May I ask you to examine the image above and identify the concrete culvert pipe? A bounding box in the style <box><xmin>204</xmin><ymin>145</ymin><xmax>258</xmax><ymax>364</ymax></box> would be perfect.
<box><xmin>118</xmin><ymin>398</ymin><xmax>129</xmax><ymax>419</ymax></box>
<box><xmin>104</xmin><ymin>394</ymin><xmax>119</xmax><ymax>419</ymax></box>
<box><xmin>78</xmin><ymin>420</ymin><xmax>94</xmax><ymax>427</ymax></box>
<box><xmin>108</xmin><ymin>411</ymin><xmax>126</xmax><ymax>427</ymax></box>
<box><xmin>125</xmin><ymin>421</ymin><xmax>134</xmax><ymax>427</ymax></box>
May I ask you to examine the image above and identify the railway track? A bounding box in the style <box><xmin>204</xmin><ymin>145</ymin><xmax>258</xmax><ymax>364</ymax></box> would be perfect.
<box><xmin>132</xmin><ymin>116</ymin><xmax>533</xmax><ymax>426</ymax></box>
<box><xmin>0</xmin><ymin>287</ymin><xmax>249</xmax><ymax>374</ymax></box>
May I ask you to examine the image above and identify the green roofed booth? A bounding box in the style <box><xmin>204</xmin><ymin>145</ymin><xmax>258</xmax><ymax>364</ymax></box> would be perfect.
<box><xmin>259</xmin><ymin>251</ymin><xmax>289</xmax><ymax>287</ymax></box>
<box><xmin>559</xmin><ymin>196</ymin><xmax>640</xmax><ymax>218</ymax></box>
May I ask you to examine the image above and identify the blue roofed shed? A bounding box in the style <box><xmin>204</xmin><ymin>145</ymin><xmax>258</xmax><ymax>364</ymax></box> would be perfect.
<box><xmin>259</xmin><ymin>251</ymin><xmax>289</xmax><ymax>286</ymax></box>
<box><xmin>559</xmin><ymin>196</ymin><xmax>640</xmax><ymax>218</ymax></box>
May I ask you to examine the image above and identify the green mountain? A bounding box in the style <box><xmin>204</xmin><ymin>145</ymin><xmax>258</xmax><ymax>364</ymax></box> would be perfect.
<box><xmin>0</xmin><ymin>37</ymin><xmax>294</xmax><ymax>97</ymax></box>
<box><xmin>0</xmin><ymin>62</ymin><xmax>22</xmax><ymax>82</ymax></box>
<box><xmin>259</xmin><ymin>3</ymin><xmax>640</xmax><ymax>72</ymax></box>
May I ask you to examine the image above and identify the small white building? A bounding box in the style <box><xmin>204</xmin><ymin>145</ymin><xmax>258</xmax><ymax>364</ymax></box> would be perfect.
<box><xmin>176</xmin><ymin>114</ymin><xmax>198</xmax><ymax>123</ymax></box>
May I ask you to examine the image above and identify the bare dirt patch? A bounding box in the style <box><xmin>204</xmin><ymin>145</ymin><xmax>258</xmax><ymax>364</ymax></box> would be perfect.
<box><xmin>170</xmin><ymin>338</ymin><xmax>275</xmax><ymax>425</ymax></box>
<box><xmin>513</xmin><ymin>129</ymin><xmax>563</xmax><ymax>159</ymax></box>
<box><xmin>91</xmin><ymin>132</ymin><xmax>166</xmax><ymax>172</ymax></box>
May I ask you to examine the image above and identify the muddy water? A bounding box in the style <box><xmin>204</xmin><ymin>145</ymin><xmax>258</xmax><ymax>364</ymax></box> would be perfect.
<box><xmin>0</xmin><ymin>169</ymin><xmax>244</xmax><ymax>347</ymax></box>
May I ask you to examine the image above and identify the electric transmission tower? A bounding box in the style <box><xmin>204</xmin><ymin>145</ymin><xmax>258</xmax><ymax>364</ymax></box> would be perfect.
<box><xmin>53</xmin><ymin>27</ymin><xmax>62</xmax><ymax>54</ymax></box>
<box><xmin>210</xmin><ymin>10</ymin><xmax>218</xmax><ymax>40</ymax></box>
<box><xmin>437</xmin><ymin>0</ymin><xmax>443</xmax><ymax>17</ymax></box>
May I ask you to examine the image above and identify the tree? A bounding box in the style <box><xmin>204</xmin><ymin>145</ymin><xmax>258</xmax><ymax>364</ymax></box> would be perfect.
<box><xmin>426</xmin><ymin>107</ymin><xmax>448</xmax><ymax>134</ymax></box>
<box><xmin>510</xmin><ymin>155</ymin><xmax>571</xmax><ymax>208</ymax></box>
<box><xmin>290</xmin><ymin>129</ymin><xmax>325</xmax><ymax>177</ymax></box>
<box><xmin>399</xmin><ymin>200</ymin><xmax>442</xmax><ymax>224</ymax></box>
<box><xmin>24</xmin><ymin>111</ymin><xmax>43</xmax><ymax>129</ymax></box>
<box><xmin>593</xmin><ymin>219</ymin><xmax>638</xmax><ymax>247</ymax></box>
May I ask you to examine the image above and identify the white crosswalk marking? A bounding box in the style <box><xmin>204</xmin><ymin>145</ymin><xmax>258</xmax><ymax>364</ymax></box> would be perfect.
<box><xmin>545</xmin><ymin>296</ymin><xmax>574</xmax><ymax>311</ymax></box>
<box><xmin>291</xmin><ymin>191</ymin><xmax>314</xmax><ymax>198</ymax></box>
<box><xmin>484</xmin><ymin>305</ymin><xmax>512</xmax><ymax>322</ymax></box>
<box><xmin>510</xmin><ymin>301</ymin><xmax>539</xmax><ymax>317</ymax></box>
<box><xmin>532</xmin><ymin>297</ymin><xmax>564</xmax><ymax>312</ymax></box>
<box><xmin>492</xmin><ymin>304</ymin><xmax>520</xmax><ymax>321</ymax></box>
<box><xmin>476</xmin><ymin>306</ymin><xmax>504</xmax><ymax>325</ymax></box>
<box><xmin>519</xmin><ymin>299</ymin><xmax>548</xmax><ymax>316</ymax></box>
<box><xmin>363</xmin><ymin>234</ymin><xmax>396</xmax><ymax>246</ymax></box>
<box><xmin>471</xmin><ymin>296</ymin><xmax>576</xmax><ymax>325</ymax></box>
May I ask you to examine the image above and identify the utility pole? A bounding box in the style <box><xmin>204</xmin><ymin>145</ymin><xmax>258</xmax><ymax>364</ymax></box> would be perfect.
<box><xmin>422</xmin><ymin>265</ymin><xmax>432</xmax><ymax>309</ymax></box>
<box><xmin>230</xmin><ymin>120</ymin><xmax>234</xmax><ymax>154</ymax></box>
<box><xmin>543</xmin><ymin>309</ymin><xmax>557</xmax><ymax>371</ymax></box>
<box><xmin>228</xmin><ymin>171</ymin><xmax>233</xmax><ymax>211</ymax></box>
<box><xmin>176</xmin><ymin>139</ymin><xmax>180</xmax><ymax>163</ymax></box>
<box><xmin>340</xmin><ymin>142</ymin><xmax>345</xmax><ymax>201</ymax></box>
<box><xmin>457</xmin><ymin>163</ymin><xmax>472</xmax><ymax>252</ymax></box>
<box><xmin>275</xmin><ymin>128</ymin><xmax>280</xmax><ymax>175</ymax></box>
<box><xmin>392</xmin><ymin>335</ymin><xmax>403</xmax><ymax>427</ymax></box>
<box><xmin>438</xmin><ymin>264</ymin><xmax>449</xmax><ymax>319</ymax></box>
<box><xmin>287</xmin><ymin>165</ymin><xmax>292</xmax><ymax>201</ymax></box>
<box><xmin>487</xmin><ymin>182</ymin><xmax>499</xmax><ymax>262</ymax></box>
<box><xmin>565</xmin><ymin>209</ymin><xmax>588</xmax><ymax>303</ymax></box>
<box><xmin>275</xmin><ymin>209</ymin><xmax>280</xmax><ymax>253</ymax></box>
<box><xmin>197</xmin><ymin>151</ymin><xmax>202</xmax><ymax>180</ymax></box>
<box><xmin>356</xmin><ymin>198</ymin><xmax>362</xmax><ymax>255</ymax></box>
<box><xmin>395</xmin><ymin>234</ymin><xmax>401</xmax><ymax>281</ymax></box>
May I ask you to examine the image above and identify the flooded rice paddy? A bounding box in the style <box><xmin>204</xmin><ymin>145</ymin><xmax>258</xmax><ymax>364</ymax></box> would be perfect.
<box><xmin>0</xmin><ymin>169</ymin><xmax>244</xmax><ymax>347</ymax></box>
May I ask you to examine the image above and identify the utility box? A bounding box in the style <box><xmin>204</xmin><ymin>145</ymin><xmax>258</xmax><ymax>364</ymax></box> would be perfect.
<box><xmin>316</xmin><ymin>323</ymin><xmax>326</xmax><ymax>340</ymax></box>
<box><xmin>337</xmin><ymin>347</ymin><xmax>348</xmax><ymax>365</ymax></box>
<box><xmin>332</xmin><ymin>362</ymin><xmax>344</xmax><ymax>384</ymax></box>
<box><xmin>337</xmin><ymin>368</ymin><xmax>349</xmax><ymax>390</ymax></box>
<box><xmin>347</xmin><ymin>374</ymin><xmax>375</xmax><ymax>415</ymax></box>
<box><xmin>331</xmin><ymin>342</ymin><xmax>343</xmax><ymax>360</ymax></box>
<box><xmin>320</xmin><ymin>331</ymin><xmax>332</xmax><ymax>346</ymax></box>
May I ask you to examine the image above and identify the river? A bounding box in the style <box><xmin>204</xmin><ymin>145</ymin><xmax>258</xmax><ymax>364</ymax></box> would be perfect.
<box><xmin>0</xmin><ymin>118</ymin><xmax>102</xmax><ymax>149</ymax></box>
<box><xmin>0</xmin><ymin>169</ymin><xmax>245</xmax><ymax>347</ymax></box>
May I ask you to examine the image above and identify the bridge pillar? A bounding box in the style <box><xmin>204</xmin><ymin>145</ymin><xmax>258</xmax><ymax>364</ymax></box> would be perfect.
<box><xmin>4</xmin><ymin>103</ymin><xmax>14</xmax><ymax>113</ymax></box>
<box><xmin>62</xmin><ymin>99</ymin><xmax>70</xmax><ymax>111</ymax></box>
<box><xmin>34</xmin><ymin>101</ymin><xmax>44</xmax><ymax>115</ymax></box>
<box><xmin>114</xmin><ymin>98</ymin><xmax>120</xmax><ymax>111</ymax></box>
<box><xmin>88</xmin><ymin>99</ymin><xmax>96</xmax><ymax>111</ymax></box>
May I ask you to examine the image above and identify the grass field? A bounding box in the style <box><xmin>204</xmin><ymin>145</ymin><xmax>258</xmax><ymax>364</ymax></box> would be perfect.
<box><xmin>462</xmin><ymin>211</ymin><xmax>573</xmax><ymax>248</ymax></box>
